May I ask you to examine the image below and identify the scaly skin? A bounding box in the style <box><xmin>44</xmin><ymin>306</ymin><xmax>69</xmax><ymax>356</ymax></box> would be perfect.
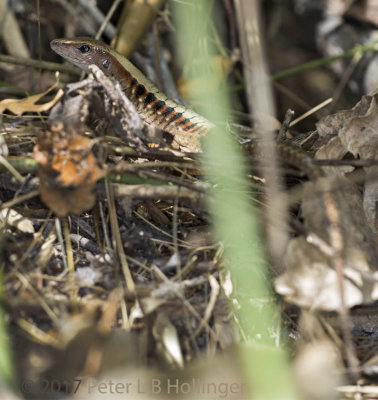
<box><xmin>50</xmin><ymin>37</ymin><xmax>214</xmax><ymax>152</ymax></box>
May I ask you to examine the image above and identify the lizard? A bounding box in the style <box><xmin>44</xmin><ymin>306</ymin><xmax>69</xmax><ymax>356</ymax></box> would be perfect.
<box><xmin>50</xmin><ymin>37</ymin><xmax>214</xmax><ymax>153</ymax></box>
<box><xmin>50</xmin><ymin>37</ymin><xmax>337</xmax><ymax>181</ymax></box>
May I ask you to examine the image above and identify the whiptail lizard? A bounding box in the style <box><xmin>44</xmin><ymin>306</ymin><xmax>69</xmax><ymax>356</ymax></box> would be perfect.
<box><xmin>50</xmin><ymin>37</ymin><xmax>326</xmax><ymax>179</ymax></box>
<box><xmin>50</xmin><ymin>37</ymin><xmax>214</xmax><ymax>153</ymax></box>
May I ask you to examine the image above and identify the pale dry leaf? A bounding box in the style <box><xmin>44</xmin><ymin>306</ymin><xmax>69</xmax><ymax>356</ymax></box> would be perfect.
<box><xmin>0</xmin><ymin>82</ymin><xmax>63</xmax><ymax>115</ymax></box>
<box><xmin>282</xmin><ymin>174</ymin><xmax>378</xmax><ymax>312</ymax></box>
<box><xmin>0</xmin><ymin>208</ymin><xmax>34</xmax><ymax>233</ymax></box>
<box><xmin>153</xmin><ymin>313</ymin><xmax>183</xmax><ymax>368</ymax></box>
<box><xmin>275</xmin><ymin>237</ymin><xmax>378</xmax><ymax>311</ymax></box>
<box><xmin>139</xmin><ymin>297</ymin><xmax>166</xmax><ymax>315</ymax></box>
<box><xmin>128</xmin><ymin>301</ymin><xmax>144</xmax><ymax>327</ymax></box>
<box><xmin>75</xmin><ymin>267</ymin><xmax>101</xmax><ymax>286</ymax></box>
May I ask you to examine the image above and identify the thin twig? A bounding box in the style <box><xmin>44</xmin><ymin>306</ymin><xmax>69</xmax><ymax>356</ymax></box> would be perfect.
<box><xmin>289</xmin><ymin>97</ymin><xmax>333</xmax><ymax>127</ymax></box>
<box><xmin>77</xmin><ymin>0</ymin><xmax>117</xmax><ymax>39</ymax></box>
<box><xmin>105</xmin><ymin>179</ymin><xmax>136</xmax><ymax>293</ymax></box>
<box><xmin>271</xmin><ymin>40</ymin><xmax>378</xmax><ymax>81</ymax></box>
<box><xmin>0</xmin><ymin>54</ymin><xmax>79</xmax><ymax>75</ymax></box>
<box><xmin>95</xmin><ymin>0</ymin><xmax>122</xmax><ymax>40</ymax></box>
<box><xmin>234</xmin><ymin>0</ymin><xmax>288</xmax><ymax>272</ymax></box>
<box><xmin>63</xmin><ymin>218</ymin><xmax>77</xmax><ymax>303</ymax></box>
<box><xmin>322</xmin><ymin>190</ymin><xmax>360</xmax><ymax>381</ymax></box>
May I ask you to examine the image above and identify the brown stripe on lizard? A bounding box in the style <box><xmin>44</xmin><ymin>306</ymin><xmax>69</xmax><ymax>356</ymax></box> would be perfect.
<box><xmin>50</xmin><ymin>37</ymin><xmax>214</xmax><ymax>152</ymax></box>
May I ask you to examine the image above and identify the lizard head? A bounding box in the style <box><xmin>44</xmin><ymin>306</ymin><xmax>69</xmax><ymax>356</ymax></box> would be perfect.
<box><xmin>51</xmin><ymin>37</ymin><xmax>113</xmax><ymax>74</ymax></box>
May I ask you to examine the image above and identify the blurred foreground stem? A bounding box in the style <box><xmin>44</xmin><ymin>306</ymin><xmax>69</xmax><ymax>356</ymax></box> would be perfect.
<box><xmin>173</xmin><ymin>2</ymin><xmax>298</xmax><ymax>399</ymax></box>
<box><xmin>0</xmin><ymin>267</ymin><xmax>15</xmax><ymax>388</ymax></box>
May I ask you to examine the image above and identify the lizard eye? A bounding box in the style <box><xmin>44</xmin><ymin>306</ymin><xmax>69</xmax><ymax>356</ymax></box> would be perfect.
<box><xmin>78</xmin><ymin>44</ymin><xmax>90</xmax><ymax>53</ymax></box>
<box><xmin>102</xmin><ymin>59</ymin><xmax>110</xmax><ymax>69</ymax></box>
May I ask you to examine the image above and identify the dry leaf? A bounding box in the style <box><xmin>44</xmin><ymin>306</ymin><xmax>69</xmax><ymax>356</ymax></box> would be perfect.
<box><xmin>275</xmin><ymin>237</ymin><xmax>378</xmax><ymax>311</ymax></box>
<box><xmin>34</xmin><ymin>122</ymin><xmax>105</xmax><ymax>217</ymax></box>
<box><xmin>75</xmin><ymin>267</ymin><xmax>101</xmax><ymax>286</ymax></box>
<box><xmin>0</xmin><ymin>82</ymin><xmax>63</xmax><ymax>115</ymax></box>
<box><xmin>275</xmin><ymin>174</ymin><xmax>378</xmax><ymax>311</ymax></box>
<box><xmin>153</xmin><ymin>313</ymin><xmax>183</xmax><ymax>368</ymax></box>
<box><xmin>316</xmin><ymin>90</ymin><xmax>378</xmax><ymax>159</ymax></box>
<box><xmin>0</xmin><ymin>208</ymin><xmax>34</xmax><ymax>233</ymax></box>
<box><xmin>316</xmin><ymin>89</ymin><xmax>378</xmax><ymax>232</ymax></box>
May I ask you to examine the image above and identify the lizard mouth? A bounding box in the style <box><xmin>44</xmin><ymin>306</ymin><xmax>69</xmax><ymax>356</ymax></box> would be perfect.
<box><xmin>50</xmin><ymin>39</ymin><xmax>69</xmax><ymax>56</ymax></box>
